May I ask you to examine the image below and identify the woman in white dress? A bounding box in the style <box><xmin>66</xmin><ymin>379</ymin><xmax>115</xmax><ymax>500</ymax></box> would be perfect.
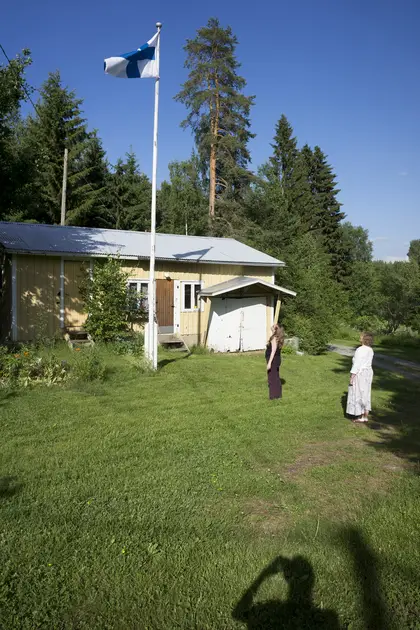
<box><xmin>346</xmin><ymin>332</ymin><xmax>374</xmax><ymax>423</ymax></box>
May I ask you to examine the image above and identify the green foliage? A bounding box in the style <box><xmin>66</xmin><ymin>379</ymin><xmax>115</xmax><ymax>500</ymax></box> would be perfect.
<box><xmin>104</xmin><ymin>333</ymin><xmax>144</xmax><ymax>356</ymax></box>
<box><xmin>70</xmin><ymin>348</ymin><xmax>106</xmax><ymax>382</ymax></box>
<box><xmin>80</xmin><ymin>258</ymin><xmax>144</xmax><ymax>342</ymax></box>
<box><xmin>0</xmin><ymin>48</ymin><xmax>33</xmax><ymax>220</ymax></box>
<box><xmin>408</xmin><ymin>239</ymin><xmax>420</xmax><ymax>265</ymax></box>
<box><xmin>0</xmin><ymin>347</ymin><xmax>69</xmax><ymax>387</ymax></box>
<box><xmin>280</xmin><ymin>344</ymin><xmax>294</xmax><ymax>355</ymax></box>
<box><xmin>67</xmin><ymin>131</ymin><xmax>109</xmax><ymax>227</ymax></box>
<box><xmin>158</xmin><ymin>155</ymin><xmax>208</xmax><ymax>235</ymax></box>
<box><xmin>282</xmin><ymin>234</ymin><xmax>345</xmax><ymax>353</ymax></box>
<box><xmin>374</xmin><ymin>261</ymin><xmax>420</xmax><ymax>334</ymax></box>
<box><xmin>106</xmin><ymin>150</ymin><xmax>152</xmax><ymax>231</ymax></box>
<box><xmin>303</xmin><ymin>145</ymin><xmax>347</xmax><ymax>281</ymax></box>
<box><xmin>175</xmin><ymin>17</ymin><xmax>255</xmax><ymax>218</ymax></box>
<box><xmin>346</xmin><ymin>261</ymin><xmax>381</xmax><ymax>320</ymax></box>
<box><xmin>340</xmin><ymin>222</ymin><xmax>373</xmax><ymax>263</ymax></box>
<box><xmin>20</xmin><ymin>71</ymin><xmax>92</xmax><ymax>224</ymax></box>
<box><xmin>353</xmin><ymin>315</ymin><xmax>388</xmax><ymax>335</ymax></box>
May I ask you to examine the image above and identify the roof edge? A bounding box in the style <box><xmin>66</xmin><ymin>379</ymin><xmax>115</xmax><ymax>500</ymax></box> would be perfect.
<box><xmin>2</xmin><ymin>249</ymin><xmax>285</xmax><ymax>266</ymax></box>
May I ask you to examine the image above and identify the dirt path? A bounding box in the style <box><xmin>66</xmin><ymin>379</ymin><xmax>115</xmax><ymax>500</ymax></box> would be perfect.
<box><xmin>328</xmin><ymin>344</ymin><xmax>420</xmax><ymax>382</ymax></box>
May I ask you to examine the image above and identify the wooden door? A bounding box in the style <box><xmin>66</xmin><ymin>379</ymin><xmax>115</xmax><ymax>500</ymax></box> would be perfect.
<box><xmin>156</xmin><ymin>279</ymin><xmax>174</xmax><ymax>328</ymax></box>
<box><xmin>64</xmin><ymin>261</ymin><xmax>87</xmax><ymax>328</ymax></box>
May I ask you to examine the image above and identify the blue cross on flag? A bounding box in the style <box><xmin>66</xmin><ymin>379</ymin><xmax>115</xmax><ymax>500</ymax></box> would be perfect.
<box><xmin>104</xmin><ymin>31</ymin><xmax>159</xmax><ymax>79</ymax></box>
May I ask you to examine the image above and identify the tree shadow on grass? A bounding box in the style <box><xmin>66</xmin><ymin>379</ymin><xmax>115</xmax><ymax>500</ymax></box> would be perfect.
<box><xmin>339</xmin><ymin>525</ymin><xmax>390</xmax><ymax>630</ymax></box>
<box><xmin>233</xmin><ymin>556</ymin><xmax>340</xmax><ymax>629</ymax></box>
<box><xmin>333</xmin><ymin>355</ymin><xmax>420</xmax><ymax>473</ymax></box>
<box><xmin>0</xmin><ymin>476</ymin><xmax>22</xmax><ymax>499</ymax></box>
<box><xmin>158</xmin><ymin>352</ymin><xmax>191</xmax><ymax>371</ymax></box>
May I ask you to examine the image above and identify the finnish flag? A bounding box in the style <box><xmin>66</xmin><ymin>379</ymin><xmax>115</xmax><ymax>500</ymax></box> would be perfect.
<box><xmin>104</xmin><ymin>31</ymin><xmax>159</xmax><ymax>79</ymax></box>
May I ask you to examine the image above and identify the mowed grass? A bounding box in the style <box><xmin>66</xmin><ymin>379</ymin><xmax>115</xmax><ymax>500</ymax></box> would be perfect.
<box><xmin>1</xmin><ymin>349</ymin><xmax>420</xmax><ymax>629</ymax></box>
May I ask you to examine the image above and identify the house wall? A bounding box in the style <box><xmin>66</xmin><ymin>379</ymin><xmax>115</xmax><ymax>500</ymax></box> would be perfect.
<box><xmin>15</xmin><ymin>255</ymin><xmax>61</xmax><ymax>341</ymax></box>
<box><xmin>12</xmin><ymin>254</ymin><xmax>276</xmax><ymax>344</ymax></box>
<box><xmin>0</xmin><ymin>253</ymin><xmax>12</xmax><ymax>342</ymax></box>
<box><xmin>122</xmin><ymin>261</ymin><xmax>275</xmax><ymax>346</ymax></box>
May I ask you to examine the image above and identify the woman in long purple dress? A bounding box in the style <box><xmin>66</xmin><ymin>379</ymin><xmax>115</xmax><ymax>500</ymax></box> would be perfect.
<box><xmin>265</xmin><ymin>324</ymin><xmax>285</xmax><ymax>400</ymax></box>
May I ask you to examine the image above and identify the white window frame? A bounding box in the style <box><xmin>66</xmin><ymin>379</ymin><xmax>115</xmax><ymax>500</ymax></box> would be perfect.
<box><xmin>127</xmin><ymin>279</ymin><xmax>149</xmax><ymax>310</ymax></box>
<box><xmin>181</xmin><ymin>280</ymin><xmax>204</xmax><ymax>313</ymax></box>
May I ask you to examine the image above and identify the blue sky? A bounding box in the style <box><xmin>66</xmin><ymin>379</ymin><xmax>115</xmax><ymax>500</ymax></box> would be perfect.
<box><xmin>3</xmin><ymin>0</ymin><xmax>419</xmax><ymax>260</ymax></box>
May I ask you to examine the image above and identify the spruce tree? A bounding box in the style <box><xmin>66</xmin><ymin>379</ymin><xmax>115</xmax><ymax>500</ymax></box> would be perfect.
<box><xmin>22</xmin><ymin>71</ymin><xmax>94</xmax><ymax>224</ymax></box>
<box><xmin>106</xmin><ymin>150</ymin><xmax>152</xmax><ymax>231</ymax></box>
<box><xmin>175</xmin><ymin>17</ymin><xmax>254</xmax><ymax>221</ymax></box>
<box><xmin>269</xmin><ymin>116</ymin><xmax>315</xmax><ymax>236</ymax></box>
<box><xmin>0</xmin><ymin>49</ymin><xmax>32</xmax><ymax>220</ymax></box>
<box><xmin>158</xmin><ymin>155</ymin><xmax>207</xmax><ymax>235</ymax></box>
<box><xmin>67</xmin><ymin>131</ymin><xmax>109</xmax><ymax>227</ymax></box>
<box><xmin>303</xmin><ymin>144</ymin><xmax>347</xmax><ymax>279</ymax></box>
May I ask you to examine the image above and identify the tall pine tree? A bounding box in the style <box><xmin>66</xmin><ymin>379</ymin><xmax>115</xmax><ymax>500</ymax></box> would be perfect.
<box><xmin>175</xmin><ymin>18</ymin><xmax>254</xmax><ymax>221</ymax></box>
<box><xmin>22</xmin><ymin>71</ymin><xmax>98</xmax><ymax>224</ymax></box>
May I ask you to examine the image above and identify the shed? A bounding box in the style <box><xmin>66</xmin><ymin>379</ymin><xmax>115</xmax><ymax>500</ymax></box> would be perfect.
<box><xmin>200</xmin><ymin>277</ymin><xmax>296</xmax><ymax>352</ymax></box>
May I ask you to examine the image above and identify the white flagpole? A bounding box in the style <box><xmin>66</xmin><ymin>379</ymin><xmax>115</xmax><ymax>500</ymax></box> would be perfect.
<box><xmin>147</xmin><ymin>22</ymin><xmax>162</xmax><ymax>370</ymax></box>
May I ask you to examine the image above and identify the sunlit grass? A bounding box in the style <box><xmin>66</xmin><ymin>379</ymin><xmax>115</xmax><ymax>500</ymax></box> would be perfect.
<box><xmin>1</xmin><ymin>350</ymin><xmax>419</xmax><ymax>628</ymax></box>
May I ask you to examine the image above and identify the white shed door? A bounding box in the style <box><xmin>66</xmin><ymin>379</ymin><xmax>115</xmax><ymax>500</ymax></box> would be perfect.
<box><xmin>207</xmin><ymin>297</ymin><xmax>266</xmax><ymax>352</ymax></box>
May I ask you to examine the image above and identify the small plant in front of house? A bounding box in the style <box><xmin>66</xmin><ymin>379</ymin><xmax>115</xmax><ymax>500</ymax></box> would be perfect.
<box><xmin>0</xmin><ymin>346</ymin><xmax>69</xmax><ymax>388</ymax></box>
<box><xmin>70</xmin><ymin>349</ymin><xmax>106</xmax><ymax>383</ymax></box>
<box><xmin>80</xmin><ymin>258</ymin><xmax>147</xmax><ymax>343</ymax></box>
<box><xmin>281</xmin><ymin>344</ymin><xmax>294</xmax><ymax>356</ymax></box>
<box><xmin>107</xmin><ymin>333</ymin><xmax>145</xmax><ymax>356</ymax></box>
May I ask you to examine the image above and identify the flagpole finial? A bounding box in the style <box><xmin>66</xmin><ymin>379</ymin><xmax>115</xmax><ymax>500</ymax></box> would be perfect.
<box><xmin>156</xmin><ymin>22</ymin><xmax>162</xmax><ymax>30</ymax></box>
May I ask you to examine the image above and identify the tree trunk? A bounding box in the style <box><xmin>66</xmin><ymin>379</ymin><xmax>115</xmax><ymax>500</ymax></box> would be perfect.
<box><xmin>209</xmin><ymin>142</ymin><xmax>216</xmax><ymax>220</ymax></box>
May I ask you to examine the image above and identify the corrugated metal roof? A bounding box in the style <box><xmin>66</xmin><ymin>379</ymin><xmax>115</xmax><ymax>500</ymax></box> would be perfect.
<box><xmin>0</xmin><ymin>222</ymin><xmax>284</xmax><ymax>267</ymax></box>
<box><xmin>199</xmin><ymin>276</ymin><xmax>296</xmax><ymax>297</ymax></box>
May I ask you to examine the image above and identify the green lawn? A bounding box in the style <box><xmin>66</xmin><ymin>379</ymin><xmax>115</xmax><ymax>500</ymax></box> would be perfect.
<box><xmin>1</xmin><ymin>349</ymin><xmax>420</xmax><ymax>629</ymax></box>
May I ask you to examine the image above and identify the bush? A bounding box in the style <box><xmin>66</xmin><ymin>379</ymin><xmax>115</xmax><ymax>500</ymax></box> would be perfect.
<box><xmin>353</xmin><ymin>315</ymin><xmax>388</xmax><ymax>335</ymax></box>
<box><xmin>0</xmin><ymin>347</ymin><xmax>69</xmax><ymax>387</ymax></box>
<box><xmin>70</xmin><ymin>349</ymin><xmax>106</xmax><ymax>382</ymax></box>
<box><xmin>281</xmin><ymin>344</ymin><xmax>294</xmax><ymax>355</ymax></box>
<box><xmin>106</xmin><ymin>333</ymin><xmax>144</xmax><ymax>356</ymax></box>
<box><xmin>80</xmin><ymin>258</ymin><xmax>146</xmax><ymax>342</ymax></box>
<box><xmin>287</xmin><ymin>315</ymin><xmax>331</xmax><ymax>355</ymax></box>
<box><xmin>377</xmin><ymin>330</ymin><xmax>420</xmax><ymax>349</ymax></box>
<box><xmin>281</xmin><ymin>234</ymin><xmax>345</xmax><ymax>354</ymax></box>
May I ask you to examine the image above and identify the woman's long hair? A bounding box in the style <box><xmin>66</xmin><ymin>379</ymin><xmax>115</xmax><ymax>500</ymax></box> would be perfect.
<box><xmin>269</xmin><ymin>324</ymin><xmax>285</xmax><ymax>348</ymax></box>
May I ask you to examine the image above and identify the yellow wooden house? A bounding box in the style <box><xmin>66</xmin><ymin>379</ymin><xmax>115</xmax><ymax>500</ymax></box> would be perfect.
<box><xmin>0</xmin><ymin>222</ymin><xmax>295</xmax><ymax>351</ymax></box>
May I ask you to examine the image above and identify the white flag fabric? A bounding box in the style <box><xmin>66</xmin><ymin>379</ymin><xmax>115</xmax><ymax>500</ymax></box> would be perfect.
<box><xmin>104</xmin><ymin>32</ymin><xmax>159</xmax><ymax>79</ymax></box>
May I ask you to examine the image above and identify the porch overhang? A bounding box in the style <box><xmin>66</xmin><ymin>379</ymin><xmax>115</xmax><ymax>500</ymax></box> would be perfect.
<box><xmin>199</xmin><ymin>276</ymin><xmax>296</xmax><ymax>298</ymax></box>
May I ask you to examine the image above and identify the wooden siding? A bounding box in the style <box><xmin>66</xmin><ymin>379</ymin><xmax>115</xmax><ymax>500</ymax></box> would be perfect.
<box><xmin>64</xmin><ymin>261</ymin><xmax>88</xmax><ymax>328</ymax></box>
<box><xmin>13</xmin><ymin>255</ymin><xmax>276</xmax><ymax>342</ymax></box>
<box><xmin>0</xmin><ymin>254</ymin><xmax>12</xmax><ymax>342</ymax></box>
<box><xmin>16</xmin><ymin>255</ymin><xmax>61</xmax><ymax>341</ymax></box>
<box><xmin>121</xmin><ymin>261</ymin><xmax>275</xmax><ymax>341</ymax></box>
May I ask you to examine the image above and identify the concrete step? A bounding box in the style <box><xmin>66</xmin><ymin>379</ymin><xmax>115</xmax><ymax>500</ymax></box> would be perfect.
<box><xmin>158</xmin><ymin>333</ymin><xmax>189</xmax><ymax>352</ymax></box>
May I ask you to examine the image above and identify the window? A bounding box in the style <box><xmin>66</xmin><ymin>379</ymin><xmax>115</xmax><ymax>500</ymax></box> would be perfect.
<box><xmin>128</xmin><ymin>280</ymin><xmax>149</xmax><ymax>311</ymax></box>
<box><xmin>182</xmin><ymin>282</ymin><xmax>203</xmax><ymax>312</ymax></box>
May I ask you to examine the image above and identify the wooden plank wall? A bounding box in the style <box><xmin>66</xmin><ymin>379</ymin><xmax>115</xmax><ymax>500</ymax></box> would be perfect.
<box><xmin>122</xmin><ymin>261</ymin><xmax>275</xmax><ymax>342</ymax></box>
<box><xmin>16</xmin><ymin>255</ymin><xmax>61</xmax><ymax>341</ymax></box>
<box><xmin>13</xmin><ymin>255</ymin><xmax>276</xmax><ymax>342</ymax></box>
